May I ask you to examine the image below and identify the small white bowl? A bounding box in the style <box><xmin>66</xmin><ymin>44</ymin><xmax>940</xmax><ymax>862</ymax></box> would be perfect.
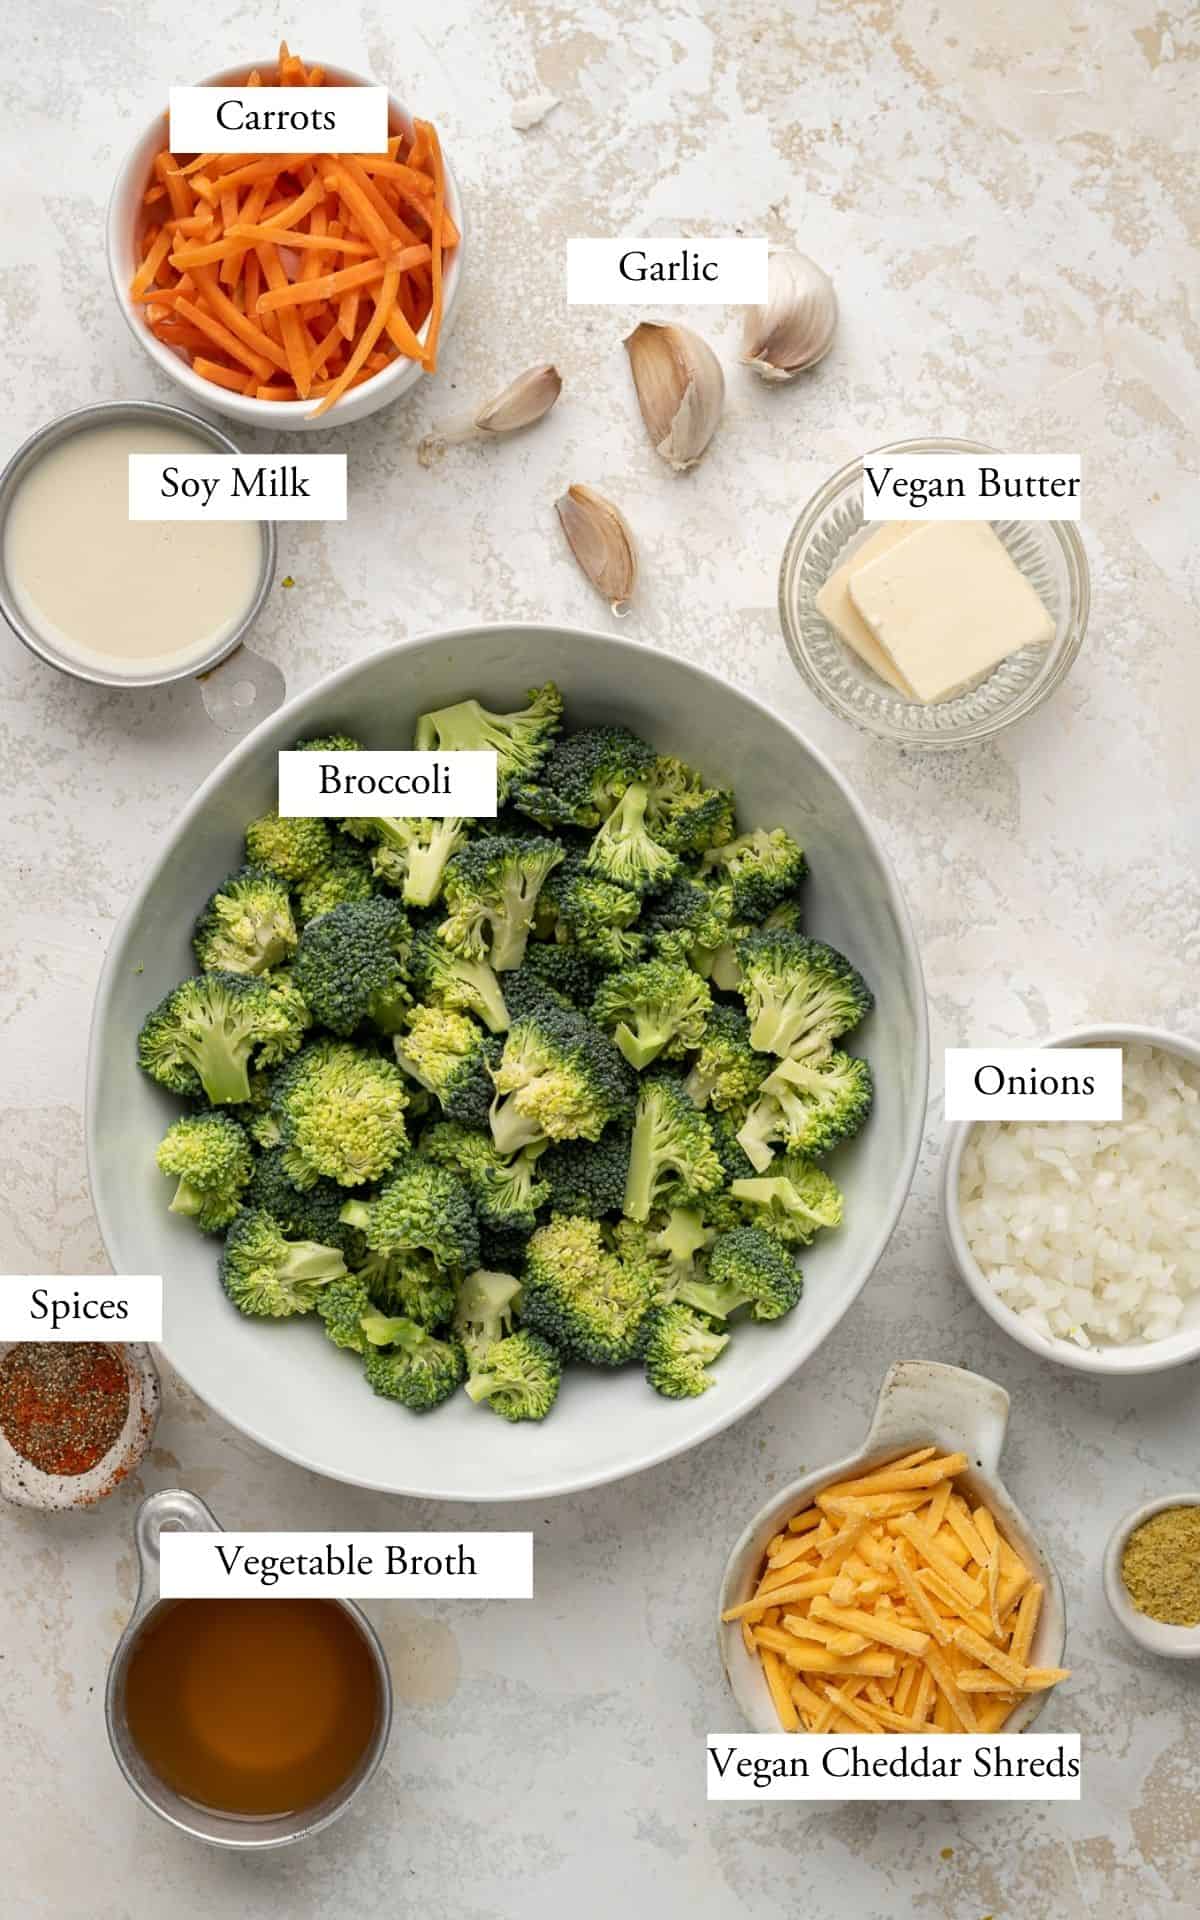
<box><xmin>0</xmin><ymin>1342</ymin><xmax>160</xmax><ymax>1509</ymax></box>
<box><xmin>941</xmin><ymin>1023</ymin><xmax>1200</xmax><ymax>1377</ymax></box>
<box><xmin>106</xmin><ymin>61</ymin><xmax>464</xmax><ymax>431</ymax></box>
<box><xmin>1104</xmin><ymin>1495</ymin><xmax>1200</xmax><ymax>1659</ymax></box>
<box><xmin>717</xmin><ymin>1360</ymin><xmax>1068</xmax><ymax>1734</ymax></box>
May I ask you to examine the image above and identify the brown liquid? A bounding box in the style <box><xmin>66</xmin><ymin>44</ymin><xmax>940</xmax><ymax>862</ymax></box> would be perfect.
<box><xmin>122</xmin><ymin>1598</ymin><xmax>380</xmax><ymax>1817</ymax></box>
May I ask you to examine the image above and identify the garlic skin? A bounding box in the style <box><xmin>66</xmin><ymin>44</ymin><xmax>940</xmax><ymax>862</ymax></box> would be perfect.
<box><xmin>623</xmin><ymin>322</ymin><xmax>724</xmax><ymax>471</ymax></box>
<box><xmin>475</xmin><ymin>363</ymin><xmax>562</xmax><ymax>435</ymax></box>
<box><xmin>556</xmin><ymin>484</ymin><xmax>637</xmax><ymax>613</ymax></box>
<box><xmin>741</xmin><ymin>250</ymin><xmax>837</xmax><ymax>381</ymax></box>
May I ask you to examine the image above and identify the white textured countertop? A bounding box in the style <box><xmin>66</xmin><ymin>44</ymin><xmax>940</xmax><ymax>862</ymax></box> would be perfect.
<box><xmin>3</xmin><ymin>2</ymin><xmax>1199</xmax><ymax>1914</ymax></box>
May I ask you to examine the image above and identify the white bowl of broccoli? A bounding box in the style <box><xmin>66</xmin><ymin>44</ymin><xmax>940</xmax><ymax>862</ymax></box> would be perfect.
<box><xmin>87</xmin><ymin>624</ymin><xmax>928</xmax><ymax>1501</ymax></box>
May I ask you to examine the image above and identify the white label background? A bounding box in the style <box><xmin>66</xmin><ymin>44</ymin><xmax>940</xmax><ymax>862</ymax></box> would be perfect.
<box><xmin>129</xmin><ymin>455</ymin><xmax>347</xmax><ymax>522</ymax></box>
<box><xmin>0</xmin><ymin>1276</ymin><xmax>163</xmax><ymax>1341</ymax></box>
<box><xmin>278</xmin><ymin>750</ymin><xmax>497</xmax><ymax>818</ymax></box>
<box><xmin>169</xmin><ymin>86</ymin><xmax>388</xmax><ymax>154</ymax></box>
<box><xmin>160</xmin><ymin>1532</ymin><xmax>534</xmax><ymax>1598</ymax></box>
<box><xmin>862</xmin><ymin>453</ymin><xmax>1082</xmax><ymax>520</ymax></box>
<box><xmin>944</xmin><ymin>1048</ymin><xmax>1122</xmax><ymax>1121</ymax></box>
<box><xmin>707</xmin><ymin>1733</ymin><xmax>1081</xmax><ymax>1801</ymax></box>
<box><xmin>567</xmin><ymin>237</ymin><xmax>768</xmax><ymax>304</ymax></box>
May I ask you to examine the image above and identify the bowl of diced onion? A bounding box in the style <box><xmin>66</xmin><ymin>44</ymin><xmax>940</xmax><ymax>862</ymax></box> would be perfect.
<box><xmin>941</xmin><ymin>1025</ymin><xmax>1200</xmax><ymax>1375</ymax></box>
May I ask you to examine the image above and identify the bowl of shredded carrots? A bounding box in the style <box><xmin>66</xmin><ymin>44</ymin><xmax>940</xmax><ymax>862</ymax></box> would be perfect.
<box><xmin>107</xmin><ymin>45</ymin><xmax>463</xmax><ymax>428</ymax></box>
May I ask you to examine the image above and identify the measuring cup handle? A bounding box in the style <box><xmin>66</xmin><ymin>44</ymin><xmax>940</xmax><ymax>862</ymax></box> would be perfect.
<box><xmin>196</xmin><ymin>642</ymin><xmax>286</xmax><ymax>734</ymax></box>
<box><xmin>862</xmin><ymin>1361</ymin><xmax>1010</xmax><ymax>1476</ymax></box>
<box><xmin>132</xmin><ymin>1488</ymin><xmax>223</xmax><ymax>1608</ymax></box>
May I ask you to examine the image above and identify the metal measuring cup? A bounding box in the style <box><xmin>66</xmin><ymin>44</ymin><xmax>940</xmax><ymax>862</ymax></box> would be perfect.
<box><xmin>105</xmin><ymin>1489</ymin><xmax>393</xmax><ymax>1848</ymax></box>
<box><xmin>0</xmin><ymin>400</ymin><xmax>285</xmax><ymax>735</ymax></box>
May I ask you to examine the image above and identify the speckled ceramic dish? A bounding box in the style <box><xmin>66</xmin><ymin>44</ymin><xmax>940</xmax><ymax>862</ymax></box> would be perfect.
<box><xmin>778</xmin><ymin>437</ymin><xmax>1089</xmax><ymax>748</ymax></box>
<box><xmin>0</xmin><ymin>1342</ymin><xmax>160</xmax><ymax>1509</ymax></box>
<box><xmin>87</xmin><ymin>623</ymin><xmax>928</xmax><ymax>1503</ymax></box>
<box><xmin>718</xmin><ymin>1360</ymin><xmax>1069</xmax><ymax>1733</ymax></box>
<box><xmin>1104</xmin><ymin>1495</ymin><xmax>1200</xmax><ymax>1660</ymax></box>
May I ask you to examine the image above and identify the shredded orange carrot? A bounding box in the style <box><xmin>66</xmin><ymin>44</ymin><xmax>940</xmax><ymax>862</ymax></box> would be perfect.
<box><xmin>128</xmin><ymin>48</ymin><xmax>456</xmax><ymax>415</ymax></box>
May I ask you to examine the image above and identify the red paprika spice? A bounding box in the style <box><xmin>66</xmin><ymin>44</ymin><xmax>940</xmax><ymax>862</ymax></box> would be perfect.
<box><xmin>0</xmin><ymin>1343</ymin><xmax>129</xmax><ymax>1476</ymax></box>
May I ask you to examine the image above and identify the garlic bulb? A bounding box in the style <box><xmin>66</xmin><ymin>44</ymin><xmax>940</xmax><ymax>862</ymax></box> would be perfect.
<box><xmin>556</xmin><ymin>484</ymin><xmax>637</xmax><ymax>613</ymax></box>
<box><xmin>623</xmin><ymin>322</ymin><xmax>724</xmax><ymax>471</ymax></box>
<box><xmin>741</xmin><ymin>250</ymin><xmax>837</xmax><ymax>381</ymax></box>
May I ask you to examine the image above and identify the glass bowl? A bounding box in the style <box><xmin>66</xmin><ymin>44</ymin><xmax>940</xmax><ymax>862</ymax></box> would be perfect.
<box><xmin>778</xmin><ymin>437</ymin><xmax>1090</xmax><ymax>749</ymax></box>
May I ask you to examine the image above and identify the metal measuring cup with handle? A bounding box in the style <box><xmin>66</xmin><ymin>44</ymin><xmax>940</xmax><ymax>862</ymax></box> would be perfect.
<box><xmin>105</xmin><ymin>1488</ymin><xmax>393</xmax><ymax>1849</ymax></box>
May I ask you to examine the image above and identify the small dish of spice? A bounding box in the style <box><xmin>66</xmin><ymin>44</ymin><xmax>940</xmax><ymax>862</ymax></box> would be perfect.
<box><xmin>0</xmin><ymin>1341</ymin><xmax>160</xmax><ymax>1510</ymax></box>
<box><xmin>1104</xmin><ymin>1495</ymin><xmax>1200</xmax><ymax>1660</ymax></box>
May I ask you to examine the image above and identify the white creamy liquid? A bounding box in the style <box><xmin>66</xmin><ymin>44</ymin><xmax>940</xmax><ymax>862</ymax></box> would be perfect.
<box><xmin>3</xmin><ymin>420</ymin><xmax>264</xmax><ymax>678</ymax></box>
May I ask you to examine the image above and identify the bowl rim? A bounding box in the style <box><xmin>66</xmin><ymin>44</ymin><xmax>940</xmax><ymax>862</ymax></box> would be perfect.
<box><xmin>105</xmin><ymin>58</ymin><xmax>465</xmax><ymax>429</ymax></box>
<box><xmin>778</xmin><ymin>435</ymin><xmax>1091</xmax><ymax>751</ymax></box>
<box><xmin>85</xmin><ymin>621</ymin><xmax>930</xmax><ymax>1501</ymax></box>
<box><xmin>1103</xmin><ymin>1493</ymin><xmax>1200</xmax><ymax>1658</ymax></box>
<box><xmin>941</xmin><ymin>1022</ymin><xmax>1200</xmax><ymax>1376</ymax></box>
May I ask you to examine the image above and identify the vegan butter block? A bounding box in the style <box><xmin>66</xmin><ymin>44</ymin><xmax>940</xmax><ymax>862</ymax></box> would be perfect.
<box><xmin>814</xmin><ymin>522</ymin><xmax>921</xmax><ymax>696</ymax></box>
<box><xmin>846</xmin><ymin>519</ymin><xmax>1055</xmax><ymax>704</ymax></box>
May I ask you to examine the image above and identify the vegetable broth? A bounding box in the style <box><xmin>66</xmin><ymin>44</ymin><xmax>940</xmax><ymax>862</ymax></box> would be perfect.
<box><xmin>122</xmin><ymin>1597</ymin><xmax>379</xmax><ymax>1816</ymax></box>
<box><xmin>3</xmin><ymin>420</ymin><xmax>261</xmax><ymax>677</ymax></box>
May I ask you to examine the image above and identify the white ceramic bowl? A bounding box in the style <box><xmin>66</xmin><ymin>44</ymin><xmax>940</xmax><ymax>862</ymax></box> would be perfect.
<box><xmin>0</xmin><ymin>1342</ymin><xmax>160</xmax><ymax>1509</ymax></box>
<box><xmin>86</xmin><ymin>624</ymin><xmax>928</xmax><ymax>1502</ymax></box>
<box><xmin>942</xmin><ymin>1023</ymin><xmax>1200</xmax><ymax>1376</ymax></box>
<box><xmin>1104</xmin><ymin>1495</ymin><xmax>1200</xmax><ymax>1659</ymax></box>
<box><xmin>106</xmin><ymin>61</ymin><xmax>464</xmax><ymax>431</ymax></box>
<box><xmin>718</xmin><ymin>1361</ymin><xmax>1068</xmax><ymax>1732</ymax></box>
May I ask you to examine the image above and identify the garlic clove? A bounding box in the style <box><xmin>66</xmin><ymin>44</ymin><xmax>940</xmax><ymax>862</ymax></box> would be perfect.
<box><xmin>623</xmin><ymin>322</ymin><xmax>724</xmax><ymax>471</ymax></box>
<box><xmin>741</xmin><ymin>250</ymin><xmax>837</xmax><ymax>380</ymax></box>
<box><xmin>476</xmin><ymin>363</ymin><xmax>563</xmax><ymax>435</ymax></box>
<box><xmin>556</xmin><ymin>484</ymin><xmax>637</xmax><ymax>614</ymax></box>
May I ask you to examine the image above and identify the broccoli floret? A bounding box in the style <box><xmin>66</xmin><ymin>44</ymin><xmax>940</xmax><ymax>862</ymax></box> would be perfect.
<box><xmin>737</xmin><ymin>931</ymin><xmax>873</xmax><ymax>1061</ymax></box>
<box><xmin>192</xmin><ymin>866</ymin><xmax>297</xmax><ymax>976</ymax></box>
<box><xmin>642</xmin><ymin>1303</ymin><xmax>729</xmax><ymax>1398</ymax></box>
<box><xmin>730</xmin><ymin>1154</ymin><xmax>845</xmax><ymax>1246</ymax></box>
<box><xmin>255</xmin><ymin>970</ymin><xmax>314</xmax><ymax>1067</ymax></box>
<box><xmin>296</xmin><ymin>732</ymin><xmax>364</xmax><ymax>754</ymax></box>
<box><xmin>453</xmin><ymin>1267</ymin><xmax>523</xmax><ymax>1363</ymax></box>
<box><xmin>684</xmin><ymin>1005</ymin><xmax>770</xmax><ymax>1112</ymax></box>
<box><xmin>710</xmin><ymin>1108</ymin><xmax>759</xmax><ymax>1188</ymax></box>
<box><xmin>341</xmin><ymin>1153</ymin><xmax>479</xmax><ymax>1275</ymax></box>
<box><xmin>393</xmin><ymin>1006</ymin><xmax>501</xmax><ymax>1128</ymax></box>
<box><xmin>702</xmin><ymin>827</ymin><xmax>807</xmax><ymax>921</ymax></box>
<box><xmin>541</xmin><ymin>855</ymin><xmax>645</xmax><ymax>968</ymax></box>
<box><xmin>296</xmin><ymin>842</ymin><xmax>377</xmax><ymax>923</ymax></box>
<box><xmin>623</xmin><ymin>1075</ymin><xmax>723</xmax><ymax>1223</ymax></box>
<box><xmin>272</xmin><ymin>1040</ymin><xmax>410</xmax><ymax>1188</ymax></box>
<box><xmin>344</xmin><ymin>817</ymin><xmax>469</xmax><ymax>909</ymax></box>
<box><xmin>244</xmin><ymin>810</ymin><xmax>332</xmax><ymax>884</ymax></box>
<box><xmin>407</xmin><ymin>927</ymin><xmax>509</xmax><ymax>1033</ymax></box>
<box><xmin>358</xmin><ymin>1247</ymin><xmax>458</xmax><ymax>1329</ymax></box>
<box><xmin>439</xmin><ymin>836</ymin><xmax>565</xmax><ymax>972</ymax></box>
<box><xmin>584</xmin><ymin>783</ymin><xmax>678</xmax><ymax>896</ymax></box>
<box><xmin>676</xmin><ymin>1224</ymin><xmax>803</xmax><ymax>1322</ymax></box>
<box><xmin>414</xmin><ymin>683</ymin><xmax>563</xmax><ymax>801</ymax></box>
<box><xmin>316</xmin><ymin>1272</ymin><xmax>374</xmax><ymax>1352</ymax></box>
<box><xmin>762</xmin><ymin>896</ymin><xmax>805</xmax><ymax>935</ymax></box>
<box><xmin>489</xmin><ymin>1004</ymin><xmax>636</xmax><ymax>1154</ymax></box>
<box><xmin>591</xmin><ymin>957</ymin><xmax>712</xmax><ymax>1070</ymax></box>
<box><xmin>156</xmin><ymin>1111</ymin><xmax>253</xmax><ymax>1231</ymax></box>
<box><xmin>244</xmin><ymin>1148</ymin><xmax>367</xmax><ymax>1260</ymax></box>
<box><xmin>614</xmin><ymin>1208</ymin><xmax>715</xmax><ymax>1303</ymax></box>
<box><xmin>640</xmin><ymin>872</ymin><xmax>733</xmax><ymax>963</ymax></box>
<box><xmin>538</xmin><ymin>1126</ymin><xmax>630</xmax><ymax>1218</ymax></box>
<box><xmin>509</xmin><ymin>939</ymin><xmax>604</xmax><ymax>1013</ymax></box>
<box><xmin>736</xmin><ymin>1051</ymin><xmax>874</xmax><ymax>1169</ymax></box>
<box><xmin>361</xmin><ymin>1317</ymin><xmax>467</xmax><ymax>1412</ymax></box>
<box><xmin>643</xmin><ymin>755</ymin><xmax>736</xmax><ymax>856</ymax></box>
<box><xmin>421</xmin><ymin>1120</ymin><xmax>549</xmax><ymax>1231</ymax></box>
<box><xmin>292</xmin><ymin>898</ymin><xmax>411</xmax><ymax>1038</ymax></box>
<box><xmin>477</xmin><ymin>1221</ymin><xmax>535</xmax><ymax>1273</ymax></box>
<box><xmin>138</xmin><ymin>972</ymin><xmax>301</xmax><ymax>1106</ymax></box>
<box><xmin>465</xmin><ymin>1330</ymin><xmax>562</xmax><ymax>1421</ymax></box>
<box><xmin>521</xmin><ymin>1215</ymin><xmax>651</xmax><ymax>1365</ymax></box>
<box><xmin>511</xmin><ymin>724</ymin><xmax>656</xmax><ymax>828</ymax></box>
<box><xmin>219</xmin><ymin>1207</ymin><xmax>347</xmax><ymax>1317</ymax></box>
<box><xmin>244</xmin><ymin>1070</ymin><xmax>283</xmax><ymax>1148</ymax></box>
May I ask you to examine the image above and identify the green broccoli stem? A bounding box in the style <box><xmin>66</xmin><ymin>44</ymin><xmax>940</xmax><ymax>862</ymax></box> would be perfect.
<box><xmin>367</xmin><ymin>984</ymin><xmax>410</xmax><ymax>1035</ymax></box>
<box><xmin>462</xmin><ymin>962</ymin><xmax>510</xmax><ymax>1033</ymax></box>
<box><xmin>167</xmin><ymin>1179</ymin><xmax>207</xmax><ymax>1219</ymax></box>
<box><xmin>339</xmin><ymin>1199</ymin><xmax>374</xmax><ymax>1232</ymax></box>
<box><xmin>675</xmin><ymin>1278</ymin><xmax>742</xmax><ymax>1321</ymax></box>
<box><xmin>623</xmin><ymin>1104</ymin><xmax>658</xmax><ymax>1223</ymax></box>
<box><xmin>278</xmin><ymin>1243</ymin><xmax>347</xmax><ymax>1286</ymax></box>
<box><xmin>402</xmin><ymin>821</ymin><xmax>464</xmax><ymax>907</ymax></box>
<box><xmin>735</xmin><ymin>1100</ymin><xmax>779</xmax><ymax>1172</ymax></box>
<box><xmin>464</xmin><ymin>1371</ymin><xmax>499</xmax><ymax>1404</ymax></box>
<box><xmin>613</xmin><ymin>1019</ymin><xmax>671</xmax><ymax>1071</ymax></box>
<box><xmin>489</xmin><ymin>1093</ymin><xmax>546</xmax><ymax>1156</ymax></box>
<box><xmin>192</xmin><ymin>1031</ymin><xmax>253</xmax><ymax>1106</ymax></box>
